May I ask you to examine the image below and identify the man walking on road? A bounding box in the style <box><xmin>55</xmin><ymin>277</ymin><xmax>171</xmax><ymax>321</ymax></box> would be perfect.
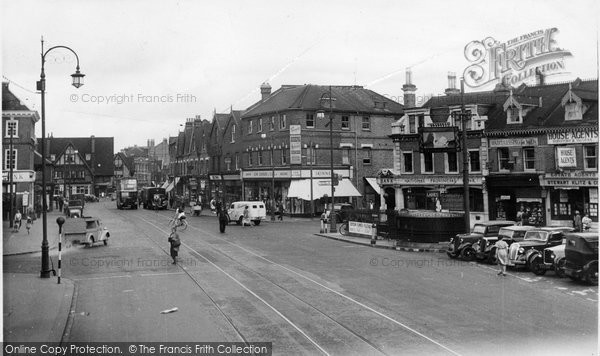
<box><xmin>168</xmin><ymin>230</ymin><xmax>181</xmax><ymax>264</ymax></box>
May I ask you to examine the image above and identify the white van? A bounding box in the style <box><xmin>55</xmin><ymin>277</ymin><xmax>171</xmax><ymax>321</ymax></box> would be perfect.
<box><xmin>228</xmin><ymin>201</ymin><xmax>267</xmax><ymax>226</ymax></box>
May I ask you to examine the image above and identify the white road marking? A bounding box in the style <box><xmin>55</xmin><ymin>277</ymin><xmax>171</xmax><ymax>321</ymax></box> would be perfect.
<box><xmin>141</xmin><ymin>215</ymin><xmax>462</xmax><ymax>356</ymax></box>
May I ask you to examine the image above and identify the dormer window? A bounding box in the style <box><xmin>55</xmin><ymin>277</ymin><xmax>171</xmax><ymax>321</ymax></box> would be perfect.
<box><xmin>507</xmin><ymin>106</ymin><xmax>522</xmax><ymax>124</ymax></box>
<box><xmin>565</xmin><ymin>102</ymin><xmax>582</xmax><ymax>121</ymax></box>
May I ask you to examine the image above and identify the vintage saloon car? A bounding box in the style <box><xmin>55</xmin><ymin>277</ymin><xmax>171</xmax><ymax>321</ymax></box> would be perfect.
<box><xmin>83</xmin><ymin>217</ymin><xmax>110</xmax><ymax>246</ymax></box>
<box><xmin>507</xmin><ymin>227</ymin><xmax>574</xmax><ymax>269</ymax></box>
<box><xmin>563</xmin><ymin>232</ymin><xmax>598</xmax><ymax>285</ymax></box>
<box><xmin>472</xmin><ymin>225</ymin><xmax>537</xmax><ymax>263</ymax></box>
<box><xmin>529</xmin><ymin>243</ymin><xmax>568</xmax><ymax>277</ymax></box>
<box><xmin>447</xmin><ymin>221</ymin><xmax>515</xmax><ymax>260</ymax></box>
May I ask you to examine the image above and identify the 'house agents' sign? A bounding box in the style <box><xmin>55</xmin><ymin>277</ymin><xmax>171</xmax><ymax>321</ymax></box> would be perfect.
<box><xmin>547</xmin><ymin>129</ymin><xmax>598</xmax><ymax>144</ymax></box>
<box><xmin>463</xmin><ymin>28</ymin><xmax>571</xmax><ymax>88</ymax></box>
<box><xmin>556</xmin><ymin>146</ymin><xmax>576</xmax><ymax>168</ymax></box>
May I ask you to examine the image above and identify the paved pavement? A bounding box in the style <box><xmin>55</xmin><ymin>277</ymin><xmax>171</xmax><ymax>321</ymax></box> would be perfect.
<box><xmin>2</xmin><ymin>210</ymin><xmax>76</xmax><ymax>343</ymax></box>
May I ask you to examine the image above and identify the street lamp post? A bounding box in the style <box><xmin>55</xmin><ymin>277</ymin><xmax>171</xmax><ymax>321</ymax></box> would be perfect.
<box><xmin>317</xmin><ymin>86</ymin><xmax>337</xmax><ymax>233</ymax></box>
<box><xmin>37</xmin><ymin>37</ymin><xmax>85</xmax><ymax>278</ymax></box>
<box><xmin>460</xmin><ymin>78</ymin><xmax>471</xmax><ymax>232</ymax></box>
<box><xmin>8</xmin><ymin>118</ymin><xmax>16</xmax><ymax>228</ymax></box>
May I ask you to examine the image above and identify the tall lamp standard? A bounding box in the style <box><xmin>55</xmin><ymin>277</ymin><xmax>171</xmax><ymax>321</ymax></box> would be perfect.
<box><xmin>261</xmin><ymin>133</ymin><xmax>276</xmax><ymax>221</ymax></box>
<box><xmin>460</xmin><ymin>78</ymin><xmax>471</xmax><ymax>232</ymax></box>
<box><xmin>7</xmin><ymin>118</ymin><xmax>17</xmax><ymax>228</ymax></box>
<box><xmin>37</xmin><ymin>38</ymin><xmax>85</xmax><ymax>278</ymax></box>
<box><xmin>316</xmin><ymin>86</ymin><xmax>337</xmax><ymax>233</ymax></box>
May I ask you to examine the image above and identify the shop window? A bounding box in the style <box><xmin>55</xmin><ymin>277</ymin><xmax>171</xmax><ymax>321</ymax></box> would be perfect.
<box><xmin>403</xmin><ymin>152</ymin><xmax>413</xmax><ymax>173</ymax></box>
<box><xmin>362</xmin><ymin>148</ymin><xmax>372</xmax><ymax>165</ymax></box>
<box><xmin>341</xmin><ymin>116</ymin><xmax>350</xmax><ymax>129</ymax></box>
<box><xmin>446</xmin><ymin>152</ymin><xmax>458</xmax><ymax>173</ymax></box>
<box><xmin>306</xmin><ymin>114</ymin><xmax>314</xmax><ymax>128</ymax></box>
<box><xmin>498</xmin><ymin>148</ymin><xmax>511</xmax><ymax>170</ymax></box>
<box><xmin>362</xmin><ymin>117</ymin><xmax>371</xmax><ymax>131</ymax></box>
<box><xmin>523</xmin><ymin>147</ymin><xmax>535</xmax><ymax>170</ymax></box>
<box><xmin>584</xmin><ymin>145</ymin><xmax>597</xmax><ymax>170</ymax></box>
<box><xmin>342</xmin><ymin>148</ymin><xmax>350</xmax><ymax>165</ymax></box>
<box><xmin>4</xmin><ymin>149</ymin><xmax>16</xmax><ymax>170</ymax></box>
<box><xmin>469</xmin><ymin>150</ymin><xmax>480</xmax><ymax>173</ymax></box>
<box><xmin>422</xmin><ymin>152</ymin><xmax>434</xmax><ymax>173</ymax></box>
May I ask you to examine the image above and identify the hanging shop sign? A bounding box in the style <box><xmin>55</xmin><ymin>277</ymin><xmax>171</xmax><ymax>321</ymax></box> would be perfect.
<box><xmin>547</xmin><ymin>129</ymin><xmax>598</xmax><ymax>145</ymax></box>
<box><xmin>539</xmin><ymin>171</ymin><xmax>598</xmax><ymax>187</ymax></box>
<box><xmin>289</xmin><ymin>125</ymin><xmax>302</xmax><ymax>165</ymax></box>
<box><xmin>2</xmin><ymin>170</ymin><xmax>36</xmax><ymax>183</ymax></box>
<box><xmin>556</xmin><ymin>146</ymin><xmax>577</xmax><ymax>168</ymax></box>
<box><xmin>463</xmin><ymin>28</ymin><xmax>571</xmax><ymax>88</ymax></box>
<box><xmin>419</xmin><ymin>126</ymin><xmax>459</xmax><ymax>153</ymax></box>
<box><xmin>489</xmin><ymin>137</ymin><xmax>538</xmax><ymax>147</ymax></box>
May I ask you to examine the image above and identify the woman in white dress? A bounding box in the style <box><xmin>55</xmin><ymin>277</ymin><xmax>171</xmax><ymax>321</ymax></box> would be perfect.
<box><xmin>494</xmin><ymin>236</ymin><xmax>509</xmax><ymax>276</ymax></box>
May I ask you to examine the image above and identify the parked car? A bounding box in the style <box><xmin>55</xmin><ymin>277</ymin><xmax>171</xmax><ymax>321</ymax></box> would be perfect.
<box><xmin>529</xmin><ymin>244</ymin><xmax>568</xmax><ymax>277</ymax></box>
<box><xmin>332</xmin><ymin>203</ymin><xmax>354</xmax><ymax>223</ymax></box>
<box><xmin>447</xmin><ymin>221</ymin><xmax>515</xmax><ymax>260</ymax></box>
<box><xmin>83</xmin><ymin>217</ymin><xmax>110</xmax><ymax>246</ymax></box>
<box><xmin>84</xmin><ymin>194</ymin><xmax>99</xmax><ymax>202</ymax></box>
<box><xmin>563</xmin><ymin>232</ymin><xmax>598</xmax><ymax>285</ymax></box>
<box><xmin>472</xmin><ymin>225</ymin><xmax>537</xmax><ymax>263</ymax></box>
<box><xmin>227</xmin><ymin>201</ymin><xmax>266</xmax><ymax>226</ymax></box>
<box><xmin>507</xmin><ymin>227</ymin><xmax>574</xmax><ymax>269</ymax></box>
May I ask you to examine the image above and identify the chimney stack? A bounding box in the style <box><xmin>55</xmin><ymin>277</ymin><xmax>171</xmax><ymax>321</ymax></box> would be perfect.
<box><xmin>402</xmin><ymin>68</ymin><xmax>417</xmax><ymax>108</ymax></box>
<box><xmin>445</xmin><ymin>72</ymin><xmax>460</xmax><ymax>96</ymax></box>
<box><xmin>260</xmin><ymin>82</ymin><xmax>272</xmax><ymax>101</ymax></box>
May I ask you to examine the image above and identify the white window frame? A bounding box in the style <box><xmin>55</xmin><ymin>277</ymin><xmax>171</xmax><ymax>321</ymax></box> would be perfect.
<box><xmin>402</xmin><ymin>151</ymin><xmax>414</xmax><ymax>174</ymax></box>
<box><xmin>362</xmin><ymin>147</ymin><xmax>372</xmax><ymax>165</ymax></box>
<box><xmin>341</xmin><ymin>116</ymin><xmax>350</xmax><ymax>130</ymax></box>
<box><xmin>279</xmin><ymin>114</ymin><xmax>287</xmax><ymax>130</ymax></box>
<box><xmin>231</xmin><ymin>125</ymin><xmax>236</xmax><ymax>143</ymax></box>
<box><xmin>409</xmin><ymin>115</ymin><xmax>417</xmax><ymax>134</ymax></box>
<box><xmin>270</xmin><ymin>116</ymin><xmax>275</xmax><ymax>131</ymax></box>
<box><xmin>4</xmin><ymin>149</ymin><xmax>17</xmax><ymax>170</ymax></box>
<box><xmin>507</xmin><ymin>107</ymin><xmax>522</xmax><ymax>124</ymax></box>
<box><xmin>306</xmin><ymin>113</ymin><xmax>314</xmax><ymax>128</ymax></box>
<box><xmin>342</xmin><ymin>148</ymin><xmax>350</xmax><ymax>165</ymax></box>
<box><xmin>4</xmin><ymin>120</ymin><xmax>18</xmax><ymax>138</ymax></box>
<box><xmin>362</xmin><ymin>116</ymin><xmax>371</xmax><ymax>131</ymax></box>
<box><xmin>257</xmin><ymin>118</ymin><xmax>263</xmax><ymax>133</ymax></box>
<box><xmin>584</xmin><ymin>145</ymin><xmax>597</xmax><ymax>171</ymax></box>
<box><xmin>248</xmin><ymin>120</ymin><xmax>253</xmax><ymax>134</ymax></box>
<box><xmin>235</xmin><ymin>154</ymin><xmax>239</xmax><ymax>170</ymax></box>
<box><xmin>523</xmin><ymin>147</ymin><xmax>536</xmax><ymax>171</ymax></box>
<box><xmin>421</xmin><ymin>152</ymin><xmax>434</xmax><ymax>174</ymax></box>
<box><xmin>445</xmin><ymin>152</ymin><xmax>459</xmax><ymax>174</ymax></box>
<box><xmin>468</xmin><ymin>149</ymin><xmax>481</xmax><ymax>173</ymax></box>
<box><xmin>498</xmin><ymin>147</ymin><xmax>511</xmax><ymax>171</ymax></box>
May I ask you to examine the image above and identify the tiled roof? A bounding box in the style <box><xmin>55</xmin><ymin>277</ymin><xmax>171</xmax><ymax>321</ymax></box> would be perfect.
<box><xmin>242</xmin><ymin>84</ymin><xmax>404</xmax><ymax>118</ymax></box>
<box><xmin>41</xmin><ymin>136</ymin><xmax>114</xmax><ymax>176</ymax></box>
<box><xmin>2</xmin><ymin>82</ymin><xmax>32</xmax><ymax>111</ymax></box>
<box><xmin>421</xmin><ymin>78</ymin><xmax>598</xmax><ymax>132</ymax></box>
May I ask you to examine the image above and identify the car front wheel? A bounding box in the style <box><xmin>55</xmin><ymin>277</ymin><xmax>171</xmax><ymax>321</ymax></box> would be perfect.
<box><xmin>253</xmin><ymin>220</ymin><xmax>261</xmax><ymax>226</ymax></box>
<box><xmin>460</xmin><ymin>247</ymin><xmax>476</xmax><ymax>261</ymax></box>
<box><xmin>585</xmin><ymin>261</ymin><xmax>598</xmax><ymax>286</ymax></box>
<box><xmin>530</xmin><ymin>256</ymin><xmax>546</xmax><ymax>276</ymax></box>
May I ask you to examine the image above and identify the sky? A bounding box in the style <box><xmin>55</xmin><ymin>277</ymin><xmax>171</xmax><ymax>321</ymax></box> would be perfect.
<box><xmin>2</xmin><ymin>0</ymin><xmax>598</xmax><ymax>151</ymax></box>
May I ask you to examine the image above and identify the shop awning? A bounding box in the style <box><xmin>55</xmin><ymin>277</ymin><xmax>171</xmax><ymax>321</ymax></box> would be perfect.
<box><xmin>287</xmin><ymin>178</ymin><xmax>361</xmax><ymax>200</ymax></box>
<box><xmin>365</xmin><ymin>177</ymin><xmax>381</xmax><ymax>192</ymax></box>
<box><xmin>165</xmin><ymin>182</ymin><xmax>175</xmax><ymax>192</ymax></box>
<box><xmin>160</xmin><ymin>181</ymin><xmax>169</xmax><ymax>189</ymax></box>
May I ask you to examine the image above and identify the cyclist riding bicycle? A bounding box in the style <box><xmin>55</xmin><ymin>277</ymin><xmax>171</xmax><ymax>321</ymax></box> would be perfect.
<box><xmin>174</xmin><ymin>207</ymin><xmax>186</xmax><ymax>224</ymax></box>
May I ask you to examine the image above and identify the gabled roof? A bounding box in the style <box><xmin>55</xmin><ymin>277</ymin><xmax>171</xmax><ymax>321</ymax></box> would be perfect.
<box><xmin>114</xmin><ymin>152</ymin><xmax>135</xmax><ymax>173</ymax></box>
<box><xmin>2</xmin><ymin>82</ymin><xmax>30</xmax><ymax>111</ymax></box>
<box><xmin>242</xmin><ymin>84</ymin><xmax>404</xmax><ymax>118</ymax></box>
<box><xmin>40</xmin><ymin>136</ymin><xmax>114</xmax><ymax>176</ymax></box>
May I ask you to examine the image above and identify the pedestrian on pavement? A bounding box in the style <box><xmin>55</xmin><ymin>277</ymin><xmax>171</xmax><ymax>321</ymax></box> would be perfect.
<box><xmin>243</xmin><ymin>206</ymin><xmax>251</xmax><ymax>227</ymax></box>
<box><xmin>25</xmin><ymin>215</ymin><xmax>32</xmax><ymax>235</ymax></box>
<box><xmin>277</xmin><ymin>202</ymin><xmax>284</xmax><ymax>221</ymax></box>
<box><xmin>582</xmin><ymin>214</ymin><xmax>592</xmax><ymax>231</ymax></box>
<box><xmin>573</xmin><ymin>210</ymin><xmax>583</xmax><ymax>232</ymax></box>
<box><xmin>168</xmin><ymin>229</ymin><xmax>181</xmax><ymax>264</ymax></box>
<box><xmin>13</xmin><ymin>210</ymin><xmax>22</xmax><ymax>233</ymax></box>
<box><xmin>58</xmin><ymin>196</ymin><xmax>64</xmax><ymax>213</ymax></box>
<box><xmin>494</xmin><ymin>236</ymin><xmax>509</xmax><ymax>276</ymax></box>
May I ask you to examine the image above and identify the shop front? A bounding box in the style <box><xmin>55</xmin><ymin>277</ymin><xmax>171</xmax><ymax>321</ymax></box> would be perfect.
<box><xmin>540</xmin><ymin>171</ymin><xmax>598</xmax><ymax>226</ymax></box>
<box><xmin>486</xmin><ymin>174</ymin><xmax>544</xmax><ymax>224</ymax></box>
<box><xmin>379</xmin><ymin>174</ymin><xmax>487</xmax><ymax>228</ymax></box>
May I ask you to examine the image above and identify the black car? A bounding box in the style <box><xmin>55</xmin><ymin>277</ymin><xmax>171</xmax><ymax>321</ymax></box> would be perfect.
<box><xmin>507</xmin><ymin>227</ymin><xmax>573</xmax><ymax>269</ymax></box>
<box><xmin>332</xmin><ymin>203</ymin><xmax>354</xmax><ymax>223</ymax></box>
<box><xmin>563</xmin><ymin>232</ymin><xmax>598</xmax><ymax>285</ymax></box>
<box><xmin>447</xmin><ymin>221</ymin><xmax>515</xmax><ymax>260</ymax></box>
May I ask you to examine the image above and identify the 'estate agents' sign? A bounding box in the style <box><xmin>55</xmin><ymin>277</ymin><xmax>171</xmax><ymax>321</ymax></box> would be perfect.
<box><xmin>547</xmin><ymin>129</ymin><xmax>598</xmax><ymax>145</ymax></box>
<box><xmin>540</xmin><ymin>171</ymin><xmax>598</xmax><ymax>188</ymax></box>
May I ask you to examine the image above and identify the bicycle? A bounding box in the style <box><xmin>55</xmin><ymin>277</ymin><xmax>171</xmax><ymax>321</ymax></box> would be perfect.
<box><xmin>168</xmin><ymin>217</ymin><xmax>188</xmax><ymax>231</ymax></box>
<box><xmin>339</xmin><ymin>221</ymin><xmax>349</xmax><ymax>236</ymax></box>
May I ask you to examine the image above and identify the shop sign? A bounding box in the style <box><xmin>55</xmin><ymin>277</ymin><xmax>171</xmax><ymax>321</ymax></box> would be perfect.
<box><xmin>489</xmin><ymin>137</ymin><xmax>538</xmax><ymax>147</ymax></box>
<box><xmin>540</xmin><ymin>171</ymin><xmax>598</xmax><ymax>187</ymax></box>
<box><xmin>289</xmin><ymin>125</ymin><xmax>302</xmax><ymax>165</ymax></box>
<box><xmin>209</xmin><ymin>175</ymin><xmax>222</xmax><ymax>180</ymax></box>
<box><xmin>547</xmin><ymin>129</ymin><xmax>598</xmax><ymax>144</ymax></box>
<box><xmin>242</xmin><ymin>169</ymin><xmax>350</xmax><ymax>179</ymax></box>
<box><xmin>426</xmin><ymin>191</ymin><xmax>440</xmax><ymax>198</ymax></box>
<box><xmin>463</xmin><ymin>28</ymin><xmax>571</xmax><ymax>88</ymax></box>
<box><xmin>222</xmin><ymin>174</ymin><xmax>241</xmax><ymax>180</ymax></box>
<box><xmin>499</xmin><ymin>195</ymin><xmax>511</xmax><ymax>200</ymax></box>
<box><xmin>2</xmin><ymin>170</ymin><xmax>36</xmax><ymax>183</ymax></box>
<box><xmin>379</xmin><ymin>175</ymin><xmax>482</xmax><ymax>186</ymax></box>
<box><xmin>348</xmin><ymin>221</ymin><xmax>373</xmax><ymax>236</ymax></box>
<box><xmin>556</xmin><ymin>147</ymin><xmax>576</xmax><ymax>168</ymax></box>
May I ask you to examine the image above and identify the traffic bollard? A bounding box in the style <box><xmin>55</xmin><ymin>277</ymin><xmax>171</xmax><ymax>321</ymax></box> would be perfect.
<box><xmin>56</xmin><ymin>217</ymin><xmax>65</xmax><ymax>284</ymax></box>
<box><xmin>370</xmin><ymin>223</ymin><xmax>377</xmax><ymax>247</ymax></box>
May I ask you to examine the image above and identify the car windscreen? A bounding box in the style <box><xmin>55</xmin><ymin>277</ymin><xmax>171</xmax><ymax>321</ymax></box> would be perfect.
<box><xmin>472</xmin><ymin>225</ymin><xmax>486</xmax><ymax>234</ymax></box>
<box><xmin>498</xmin><ymin>229</ymin><xmax>513</xmax><ymax>239</ymax></box>
<box><xmin>524</xmin><ymin>231</ymin><xmax>548</xmax><ymax>241</ymax></box>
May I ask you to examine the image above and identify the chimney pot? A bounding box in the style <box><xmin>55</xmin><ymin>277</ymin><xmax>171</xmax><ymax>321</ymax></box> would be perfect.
<box><xmin>260</xmin><ymin>82</ymin><xmax>272</xmax><ymax>101</ymax></box>
<box><xmin>402</xmin><ymin>68</ymin><xmax>417</xmax><ymax>108</ymax></box>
